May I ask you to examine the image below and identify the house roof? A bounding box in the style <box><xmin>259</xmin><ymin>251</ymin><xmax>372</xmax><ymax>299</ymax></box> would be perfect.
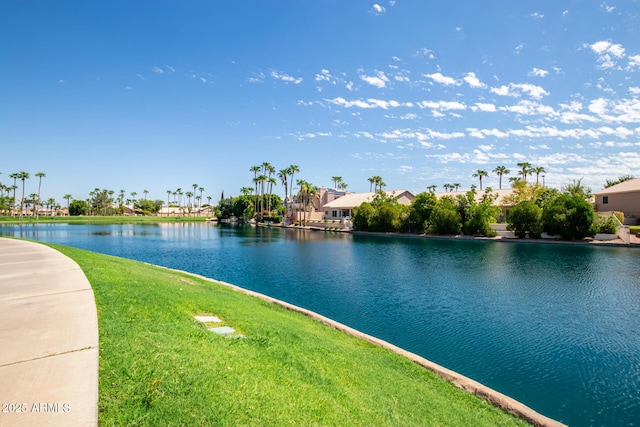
<box><xmin>595</xmin><ymin>178</ymin><xmax>640</xmax><ymax>195</ymax></box>
<box><xmin>435</xmin><ymin>188</ymin><xmax>515</xmax><ymax>206</ymax></box>
<box><xmin>323</xmin><ymin>190</ymin><xmax>413</xmax><ymax>209</ymax></box>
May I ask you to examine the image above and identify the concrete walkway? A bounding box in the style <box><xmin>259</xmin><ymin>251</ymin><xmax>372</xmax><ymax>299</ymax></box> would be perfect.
<box><xmin>0</xmin><ymin>238</ymin><xmax>98</xmax><ymax>427</ymax></box>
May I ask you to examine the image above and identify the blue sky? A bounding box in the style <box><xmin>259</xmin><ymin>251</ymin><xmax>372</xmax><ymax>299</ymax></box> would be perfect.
<box><xmin>2</xmin><ymin>1</ymin><xmax>639</xmax><ymax>205</ymax></box>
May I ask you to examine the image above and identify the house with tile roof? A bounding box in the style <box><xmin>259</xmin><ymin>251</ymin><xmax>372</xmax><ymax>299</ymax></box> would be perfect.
<box><xmin>594</xmin><ymin>178</ymin><xmax>640</xmax><ymax>224</ymax></box>
<box><xmin>321</xmin><ymin>190</ymin><xmax>414</xmax><ymax>220</ymax></box>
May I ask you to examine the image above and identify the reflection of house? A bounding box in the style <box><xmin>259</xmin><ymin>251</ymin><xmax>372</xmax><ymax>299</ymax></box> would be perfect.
<box><xmin>594</xmin><ymin>178</ymin><xmax>640</xmax><ymax>224</ymax></box>
<box><xmin>322</xmin><ymin>190</ymin><xmax>414</xmax><ymax>220</ymax></box>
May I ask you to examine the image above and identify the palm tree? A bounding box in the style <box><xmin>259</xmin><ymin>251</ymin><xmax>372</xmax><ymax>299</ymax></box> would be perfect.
<box><xmin>64</xmin><ymin>194</ymin><xmax>72</xmax><ymax>211</ymax></box>
<box><xmin>472</xmin><ymin>169</ymin><xmax>489</xmax><ymax>190</ymax></box>
<box><xmin>427</xmin><ymin>185</ymin><xmax>437</xmax><ymax>193</ymax></box>
<box><xmin>453</xmin><ymin>183</ymin><xmax>461</xmax><ymax>192</ymax></box>
<box><xmin>198</xmin><ymin>187</ymin><xmax>204</xmax><ymax>210</ymax></box>
<box><xmin>267</xmin><ymin>176</ymin><xmax>277</xmax><ymax>213</ymax></box>
<box><xmin>240</xmin><ymin>187</ymin><xmax>253</xmax><ymax>196</ymax></box>
<box><xmin>288</xmin><ymin>165</ymin><xmax>299</xmax><ymax>205</ymax></box>
<box><xmin>443</xmin><ymin>183</ymin><xmax>452</xmax><ymax>192</ymax></box>
<box><xmin>46</xmin><ymin>198</ymin><xmax>56</xmax><ymax>217</ymax></box>
<box><xmin>533</xmin><ymin>166</ymin><xmax>546</xmax><ymax>185</ymax></box>
<box><xmin>331</xmin><ymin>176</ymin><xmax>342</xmax><ymax>189</ymax></box>
<box><xmin>28</xmin><ymin>193</ymin><xmax>38</xmax><ymax>216</ymax></box>
<box><xmin>17</xmin><ymin>171</ymin><xmax>29</xmax><ymax>219</ymax></box>
<box><xmin>250</xmin><ymin>165</ymin><xmax>261</xmax><ymax>216</ymax></box>
<box><xmin>192</xmin><ymin>184</ymin><xmax>198</xmax><ymax>206</ymax></box>
<box><xmin>517</xmin><ymin>162</ymin><xmax>532</xmax><ymax>182</ymax></box>
<box><xmin>143</xmin><ymin>189</ymin><xmax>149</xmax><ymax>200</ymax></box>
<box><xmin>493</xmin><ymin>166</ymin><xmax>510</xmax><ymax>189</ymax></box>
<box><xmin>368</xmin><ymin>176</ymin><xmax>375</xmax><ymax>192</ymax></box>
<box><xmin>9</xmin><ymin>173</ymin><xmax>19</xmax><ymax>216</ymax></box>
<box><xmin>130</xmin><ymin>192</ymin><xmax>137</xmax><ymax>205</ymax></box>
<box><xmin>35</xmin><ymin>172</ymin><xmax>45</xmax><ymax>219</ymax></box>
<box><xmin>166</xmin><ymin>190</ymin><xmax>172</xmax><ymax>207</ymax></box>
<box><xmin>278</xmin><ymin>168</ymin><xmax>289</xmax><ymax>218</ymax></box>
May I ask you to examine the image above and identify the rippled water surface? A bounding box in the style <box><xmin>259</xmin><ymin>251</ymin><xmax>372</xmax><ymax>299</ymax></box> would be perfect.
<box><xmin>3</xmin><ymin>223</ymin><xmax>640</xmax><ymax>426</ymax></box>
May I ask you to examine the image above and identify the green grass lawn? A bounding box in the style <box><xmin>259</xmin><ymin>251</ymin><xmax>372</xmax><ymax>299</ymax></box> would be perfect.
<box><xmin>51</xmin><ymin>245</ymin><xmax>530</xmax><ymax>426</ymax></box>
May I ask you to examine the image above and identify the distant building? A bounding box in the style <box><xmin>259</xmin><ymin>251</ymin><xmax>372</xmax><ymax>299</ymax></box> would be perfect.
<box><xmin>594</xmin><ymin>178</ymin><xmax>640</xmax><ymax>224</ymax></box>
<box><xmin>321</xmin><ymin>190</ymin><xmax>414</xmax><ymax>220</ymax></box>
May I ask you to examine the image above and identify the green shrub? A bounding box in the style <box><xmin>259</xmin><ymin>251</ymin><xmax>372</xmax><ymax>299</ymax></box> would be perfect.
<box><xmin>592</xmin><ymin>216</ymin><xmax>619</xmax><ymax>234</ymax></box>
<box><xmin>507</xmin><ymin>200</ymin><xmax>542</xmax><ymax>238</ymax></box>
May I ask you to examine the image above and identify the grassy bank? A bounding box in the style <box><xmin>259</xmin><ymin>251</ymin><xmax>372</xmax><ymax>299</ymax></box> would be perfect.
<box><xmin>51</xmin><ymin>245</ymin><xmax>529</xmax><ymax>426</ymax></box>
<box><xmin>0</xmin><ymin>215</ymin><xmax>207</xmax><ymax>224</ymax></box>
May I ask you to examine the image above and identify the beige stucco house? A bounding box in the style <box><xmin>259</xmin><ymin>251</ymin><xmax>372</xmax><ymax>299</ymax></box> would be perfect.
<box><xmin>594</xmin><ymin>178</ymin><xmax>640</xmax><ymax>224</ymax></box>
<box><xmin>321</xmin><ymin>190</ymin><xmax>414</xmax><ymax>220</ymax></box>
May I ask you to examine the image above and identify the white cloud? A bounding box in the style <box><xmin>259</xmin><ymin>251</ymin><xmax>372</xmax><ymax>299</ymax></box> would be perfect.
<box><xmin>530</xmin><ymin>12</ymin><xmax>544</xmax><ymax>19</ymax></box>
<box><xmin>491</xmin><ymin>83</ymin><xmax>548</xmax><ymax>99</ymax></box>
<box><xmin>629</xmin><ymin>87</ymin><xmax>640</xmax><ymax>95</ymax></box>
<box><xmin>511</xmin><ymin>83</ymin><xmax>549</xmax><ymax>99</ymax></box>
<box><xmin>418</xmin><ymin>100</ymin><xmax>467</xmax><ymax>111</ymax></box>
<box><xmin>491</xmin><ymin>85</ymin><xmax>517</xmax><ymax>97</ymax></box>
<box><xmin>270</xmin><ymin>70</ymin><xmax>303</xmax><ymax>84</ymax></box>
<box><xmin>315</xmin><ymin>69</ymin><xmax>333</xmax><ymax>82</ymax></box>
<box><xmin>463</xmin><ymin>72</ymin><xmax>485</xmax><ymax>88</ymax></box>
<box><xmin>360</xmin><ymin>70</ymin><xmax>389</xmax><ymax>88</ymax></box>
<box><xmin>528</xmin><ymin>68</ymin><xmax>549</xmax><ymax>77</ymax></box>
<box><xmin>587</xmin><ymin>40</ymin><xmax>626</xmax><ymax>69</ymax></box>
<box><xmin>247</xmin><ymin>72</ymin><xmax>266</xmax><ymax>83</ymax></box>
<box><xmin>423</xmin><ymin>72</ymin><xmax>459</xmax><ymax>86</ymax></box>
<box><xmin>371</xmin><ymin>4</ymin><xmax>386</xmax><ymax>15</ymax></box>
<box><xmin>628</xmin><ymin>55</ymin><xmax>640</xmax><ymax>69</ymax></box>
<box><xmin>588</xmin><ymin>98</ymin><xmax>608</xmax><ymax>115</ymax></box>
<box><xmin>470</xmin><ymin>103</ymin><xmax>497</xmax><ymax>112</ymax></box>
<box><xmin>152</xmin><ymin>67</ymin><xmax>164</xmax><ymax>74</ymax></box>
<box><xmin>324</xmin><ymin>97</ymin><xmax>409</xmax><ymax>109</ymax></box>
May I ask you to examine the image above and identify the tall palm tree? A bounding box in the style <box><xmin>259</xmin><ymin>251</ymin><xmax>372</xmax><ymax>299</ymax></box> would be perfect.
<box><xmin>250</xmin><ymin>165</ymin><xmax>261</xmax><ymax>216</ymax></box>
<box><xmin>368</xmin><ymin>176</ymin><xmax>375</xmax><ymax>192</ymax></box>
<box><xmin>472</xmin><ymin>169</ymin><xmax>489</xmax><ymax>190</ymax></box>
<box><xmin>192</xmin><ymin>184</ymin><xmax>198</xmax><ymax>207</ymax></box>
<box><xmin>533</xmin><ymin>166</ymin><xmax>546</xmax><ymax>185</ymax></box>
<box><xmin>18</xmin><ymin>171</ymin><xmax>29</xmax><ymax>219</ymax></box>
<box><xmin>427</xmin><ymin>185</ymin><xmax>437</xmax><ymax>193</ymax></box>
<box><xmin>267</xmin><ymin>176</ymin><xmax>277</xmax><ymax>213</ymax></box>
<box><xmin>493</xmin><ymin>166</ymin><xmax>510</xmax><ymax>189</ymax></box>
<box><xmin>288</xmin><ymin>164</ymin><xmax>299</xmax><ymax>202</ymax></box>
<box><xmin>143</xmin><ymin>189</ymin><xmax>149</xmax><ymax>200</ymax></box>
<box><xmin>186</xmin><ymin>191</ymin><xmax>193</xmax><ymax>215</ymax></box>
<box><xmin>278</xmin><ymin>169</ymin><xmax>289</xmax><ymax>216</ymax></box>
<box><xmin>517</xmin><ymin>162</ymin><xmax>532</xmax><ymax>182</ymax></box>
<box><xmin>331</xmin><ymin>176</ymin><xmax>342</xmax><ymax>189</ymax></box>
<box><xmin>35</xmin><ymin>172</ymin><xmax>45</xmax><ymax>219</ymax></box>
<box><xmin>453</xmin><ymin>183</ymin><xmax>461</xmax><ymax>192</ymax></box>
<box><xmin>198</xmin><ymin>187</ymin><xmax>205</xmax><ymax>210</ymax></box>
<box><xmin>64</xmin><ymin>194</ymin><xmax>72</xmax><ymax>211</ymax></box>
<box><xmin>443</xmin><ymin>183</ymin><xmax>452</xmax><ymax>192</ymax></box>
<box><xmin>9</xmin><ymin>173</ymin><xmax>19</xmax><ymax>216</ymax></box>
<box><xmin>166</xmin><ymin>190</ymin><xmax>172</xmax><ymax>206</ymax></box>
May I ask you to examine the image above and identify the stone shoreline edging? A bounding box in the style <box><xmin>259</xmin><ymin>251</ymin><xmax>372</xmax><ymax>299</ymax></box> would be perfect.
<box><xmin>157</xmin><ymin>264</ymin><xmax>566</xmax><ymax>427</ymax></box>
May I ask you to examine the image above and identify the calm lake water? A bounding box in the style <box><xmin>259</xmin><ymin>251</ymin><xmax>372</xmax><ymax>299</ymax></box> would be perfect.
<box><xmin>3</xmin><ymin>223</ymin><xmax>640</xmax><ymax>426</ymax></box>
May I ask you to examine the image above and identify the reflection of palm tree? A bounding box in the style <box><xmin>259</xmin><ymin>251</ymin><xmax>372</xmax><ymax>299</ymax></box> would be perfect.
<box><xmin>493</xmin><ymin>166</ymin><xmax>510</xmax><ymax>189</ymax></box>
<box><xmin>472</xmin><ymin>169</ymin><xmax>489</xmax><ymax>190</ymax></box>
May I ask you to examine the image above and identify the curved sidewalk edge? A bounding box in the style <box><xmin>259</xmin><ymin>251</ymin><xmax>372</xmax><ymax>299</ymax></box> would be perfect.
<box><xmin>166</xmin><ymin>266</ymin><xmax>567</xmax><ymax>427</ymax></box>
<box><xmin>0</xmin><ymin>238</ymin><xmax>98</xmax><ymax>427</ymax></box>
